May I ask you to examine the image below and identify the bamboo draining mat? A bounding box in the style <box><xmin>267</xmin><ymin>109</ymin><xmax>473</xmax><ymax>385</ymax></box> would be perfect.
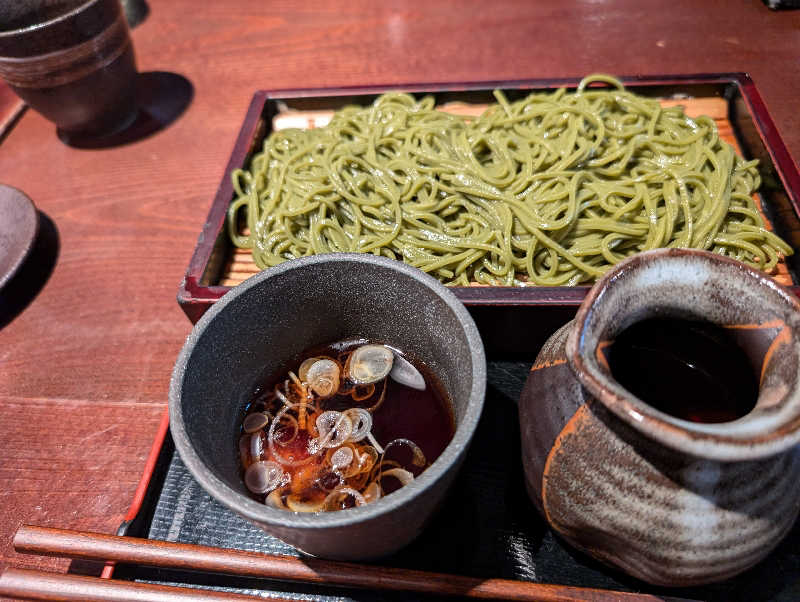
<box><xmin>220</xmin><ymin>97</ymin><xmax>792</xmax><ymax>288</ymax></box>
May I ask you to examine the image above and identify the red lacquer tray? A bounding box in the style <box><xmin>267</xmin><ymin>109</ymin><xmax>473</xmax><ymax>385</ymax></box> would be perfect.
<box><xmin>177</xmin><ymin>74</ymin><xmax>800</xmax><ymax>352</ymax></box>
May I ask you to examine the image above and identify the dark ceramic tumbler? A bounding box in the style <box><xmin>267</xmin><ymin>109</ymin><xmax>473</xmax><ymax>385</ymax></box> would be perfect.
<box><xmin>0</xmin><ymin>0</ymin><xmax>137</xmax><ymax>136</ymax></box>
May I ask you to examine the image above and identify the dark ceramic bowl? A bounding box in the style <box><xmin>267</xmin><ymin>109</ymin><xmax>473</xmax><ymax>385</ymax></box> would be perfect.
<box><xmin>169</xmin><ymin>253</ymin><xmax>486</xmax><ymax>560</ymax></box>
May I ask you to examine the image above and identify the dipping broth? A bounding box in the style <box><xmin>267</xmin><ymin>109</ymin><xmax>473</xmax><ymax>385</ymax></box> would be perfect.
<box><xmin>238</xmin><ymin>339</ymin><xmax>455</xmax><ymax>512</ymax></box>
<box><xmin>605</xmin><ymin>317</ymin><xmax>758</xmax><ymax>423</ymax></box>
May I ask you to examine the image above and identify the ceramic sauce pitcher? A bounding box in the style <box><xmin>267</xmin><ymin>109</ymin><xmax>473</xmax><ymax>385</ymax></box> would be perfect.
<box><xmin>519</xmin><ymin>248</ymin><xmax>800</xmax><ymax>586</ymax></box>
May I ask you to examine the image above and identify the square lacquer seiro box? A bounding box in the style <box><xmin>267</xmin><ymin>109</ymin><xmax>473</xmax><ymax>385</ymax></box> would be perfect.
<box><xmin>178</xmin><ymin>74</ymin><xmax>800</xmax><ymax>352</ymax></box>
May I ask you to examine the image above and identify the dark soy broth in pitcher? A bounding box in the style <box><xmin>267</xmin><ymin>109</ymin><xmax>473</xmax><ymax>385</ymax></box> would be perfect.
<box><xmin>606</xmin><ymin>318</ymin><xmax>759</xmax><ymax>423</ymax></box>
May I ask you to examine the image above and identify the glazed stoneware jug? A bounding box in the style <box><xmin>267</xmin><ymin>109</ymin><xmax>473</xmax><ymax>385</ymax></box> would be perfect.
<box><xmin>519</xmin><ymin>248</ymin><xmax>800</xmax><ymax>586</ymax></box>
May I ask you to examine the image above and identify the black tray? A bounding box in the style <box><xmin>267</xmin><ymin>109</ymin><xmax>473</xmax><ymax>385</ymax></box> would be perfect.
<box><xmin>112</xmin><ymin>357</ymin><xmax>800</xmax><ymax>601</ymax></box>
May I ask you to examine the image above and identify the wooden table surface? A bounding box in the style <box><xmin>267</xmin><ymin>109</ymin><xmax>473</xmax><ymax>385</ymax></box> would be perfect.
<box><xmin>1</xmin><ymin>0</ymin><xmax>799</xmax><ymax>592</ymax></box>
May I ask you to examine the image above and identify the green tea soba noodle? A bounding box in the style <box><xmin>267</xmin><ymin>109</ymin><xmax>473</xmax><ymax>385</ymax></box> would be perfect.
<box><xmin>227</xmin><ymin>74</ymin><xmax>791</xmax><ymax>286</ymax></box>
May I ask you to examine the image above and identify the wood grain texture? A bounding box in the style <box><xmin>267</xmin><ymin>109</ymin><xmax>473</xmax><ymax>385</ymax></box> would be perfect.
<box><xmin>10</xmin><ymin>526</ymin><xmax>685</xmax><ymax>602</ymax></box>
<box><xmin>0</xmin><ymin>568</ymin><xmax>283</xmax><ymax>601</ymax></box>
<box><xmin>1</xmin><ymin>0</ymin><xmax>799</xmax><ymax>596</ymax></box>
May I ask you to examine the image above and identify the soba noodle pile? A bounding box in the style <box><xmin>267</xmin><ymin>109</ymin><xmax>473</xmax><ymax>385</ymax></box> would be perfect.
<box><xmin>228</xmin><ymin>74</ymin><xmax>791</xmax><ymax>286</ymax></box>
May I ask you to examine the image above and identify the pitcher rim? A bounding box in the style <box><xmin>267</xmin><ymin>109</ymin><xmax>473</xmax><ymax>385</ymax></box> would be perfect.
<box><xmin>566</xmin><ymin>248</ymin><xmax>800</xmax><ymax>462</ymax></box>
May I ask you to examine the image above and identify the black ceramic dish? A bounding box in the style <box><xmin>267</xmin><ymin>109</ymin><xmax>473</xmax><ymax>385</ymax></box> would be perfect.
<box><xmin>0</xmin><ymin>184</ymin><xmax>39</xmax><ymax>290</ymax></box>
<box><xmin>169</xmin><ymin>253</ymin><xmax>487</xmax><ymax>560</ymax></box>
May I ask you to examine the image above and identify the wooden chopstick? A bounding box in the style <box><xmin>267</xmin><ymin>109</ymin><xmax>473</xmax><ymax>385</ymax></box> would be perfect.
<box><xmin>12</xmin><ymin>525</ymin><xmax>695</xmax><ymax>602</ymax></box>
<box><xmin>0</xmin><ymin>567</ymin><xmax>289</xmax><ymax>602</ymax></box>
